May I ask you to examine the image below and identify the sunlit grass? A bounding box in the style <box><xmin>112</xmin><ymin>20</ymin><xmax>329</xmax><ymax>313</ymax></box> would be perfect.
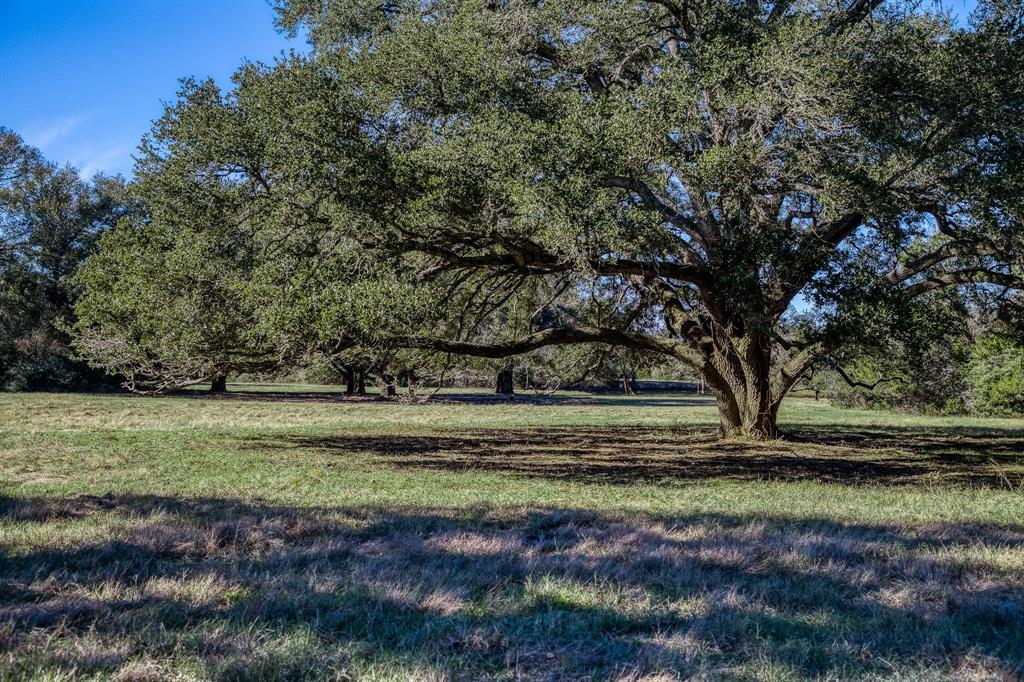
<box><xmin>1</xmin><ymin>387</ymin><xmax>1023</xmax><ymax>679</ymax></box>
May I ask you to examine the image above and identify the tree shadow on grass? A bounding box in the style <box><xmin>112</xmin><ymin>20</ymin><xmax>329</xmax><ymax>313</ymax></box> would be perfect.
<box><xmin>173</xmin><ymin>389</ymin><xmax>366</xmax><ymax>403</ymax></box>
<box><xmin>260</xmin><ymin>424</ymin><xmax>1024</xmax><ymax>489</ymax></box>
<box><xmin>172</xmin><ymin>386</ymin><xmax>717</xmax><ymax>408</ymax></box>
<box><xmin>795</xmin><ymin>424</ymin><xmax>1024</xmax><ymax>458</ymax></box>
<box><xmin>1</xmin><ymin>494</ymin><xmax>1022</xmax><ymax>680</ymax></box>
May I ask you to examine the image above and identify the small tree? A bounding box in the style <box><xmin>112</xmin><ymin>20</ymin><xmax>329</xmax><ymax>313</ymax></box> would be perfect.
<box><xmin>72</xmin><ymin>213</ymin><xmax>273</xmax><ymax>393</ymax></box>
<box><xmin>70</xmin><ymin>103</ymin><xmax>284</xmax><ymax>393</ymax></box>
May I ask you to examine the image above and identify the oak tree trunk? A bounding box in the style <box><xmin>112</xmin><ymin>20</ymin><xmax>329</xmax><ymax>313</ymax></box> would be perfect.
<box><xmin>715</xmin><ymin>392</ymin><xmax>782</xmax><ymax>440</ymax></box>
<box><xmin>496</xmin><ymin>367</ymin><xmax>514</xmax><ymax>395</ymax></box>
<box><xmin>344</xmin><ymin>365</ymin><xmax>356</xmax><ymax>395</ymax></box>
<box><xmin>704</xmin><ymin>332</ymin><xmax>784</xmax><ymax>440</ymax></box>
<box><xmin>210</xmin><ymin>374</ymin><xmax>227</xmax><ymax>393</ymax></box>
<box><xmin>381</xmin><ymin>372</ymin><xmax>397</xmax><ymax>398</ymax></box>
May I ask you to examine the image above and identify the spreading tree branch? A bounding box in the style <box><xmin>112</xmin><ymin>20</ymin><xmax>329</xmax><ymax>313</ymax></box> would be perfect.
<box><xmin>389</xmin><ymin>326</ymin><xmax>701</xmax><ymax>369</ymax></box>
<box><xmin>904</xmin><ymin>268</ymin><xmax>1022</xmax><ymax>298</ymax></box>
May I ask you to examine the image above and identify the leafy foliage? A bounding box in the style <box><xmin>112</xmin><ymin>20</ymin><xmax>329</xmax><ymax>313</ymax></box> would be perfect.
<box><xmin>0</xmin><ymin>129</ymin><xmax>129</xmax><ymax>390</ymax></box>
<box><xmin>72</xmin><ymin>0</ymin><xmax>1024</xmax><ymax>436</ymax></box>
<box><xmin>967</xmin><ymin>335</ymin><xmax>1024</xmax><ymax>415</ymax></box>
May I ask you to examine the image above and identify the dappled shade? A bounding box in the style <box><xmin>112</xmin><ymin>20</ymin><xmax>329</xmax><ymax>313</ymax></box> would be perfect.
<box><xmin>263</xmin><ymin>425</ymin><xmax>1024</xmax><ymax>489</ymax></box>
<box><xmin>1</xmin><ymin>494</ymin><xmax>1022</xmax><ymax>679</ymax></box>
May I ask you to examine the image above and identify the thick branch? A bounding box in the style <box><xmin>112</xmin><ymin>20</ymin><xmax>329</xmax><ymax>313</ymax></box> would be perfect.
<box><xmin>599</xmin><ymin>175</ymin><xmax>708</xmax><ymax>251</ymax></box>
<box><xmin>884</xmin><ymin>240</ymin><xmax>1002</xmax><ymax>286</ymax></box>
<box><xmin>390</xmin><ymin>326</ymin><xmax>699</xmax><ymax>368</ymax></box>
<box><xmin>416</xmin><ymin>243</ymin><xmax>708</xmax><ymax>286</ymax></box>
<box><xmin>771</xmin><ymin>212</ymin><xmax>863</xmax><ymax>317</ymax></box>
<box><xmin>593</xmin><ymin>257</ymin><xmax>707</xmax><ymax>286</ymax></box>
<box><xmin>904</xmin><ymin>268</ymin><xmax>1021</xmax><ymax>298</ymax></box>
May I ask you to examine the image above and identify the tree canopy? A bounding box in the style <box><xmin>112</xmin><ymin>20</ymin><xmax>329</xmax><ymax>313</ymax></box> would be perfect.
<box><xmin>74</xmin><ymin>0</ymin><xmax>1024</xmax><ymax>437</ymax></box>
<box><xmin>0</xmin><ymin>129</ymin><xmax>129</xmax><ymax>390</ymax></box>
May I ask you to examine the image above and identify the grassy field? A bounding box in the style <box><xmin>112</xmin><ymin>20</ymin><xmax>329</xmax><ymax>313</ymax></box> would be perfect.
<box><xmin>1</xmin><ymin>386</ymin><xmax>1023</xmax><ymax>681</ymax></box>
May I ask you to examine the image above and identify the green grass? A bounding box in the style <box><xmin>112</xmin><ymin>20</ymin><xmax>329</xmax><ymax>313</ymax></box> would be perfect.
<box><xmin>1</xmin><ymin>387</ymin><xmax>1023</xmax><ymax>680</ymax></box>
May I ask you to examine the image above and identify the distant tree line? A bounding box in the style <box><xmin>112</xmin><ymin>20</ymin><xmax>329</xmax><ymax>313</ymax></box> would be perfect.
<box><xmin>0</xmin><ymin>129</ymin><xmax>134</xmax><ymax>390</ymax></box>
<box><xmin>808</xmin><ymin>302</ymin><xmax>1024</xmax><ymax>416</ymax></box>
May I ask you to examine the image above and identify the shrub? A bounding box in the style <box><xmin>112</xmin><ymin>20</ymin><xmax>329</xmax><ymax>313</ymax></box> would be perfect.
<box><xmin>967</xmin><ymin>336</ymin><xmax>1024</xmax><ymax>416</ymax></box>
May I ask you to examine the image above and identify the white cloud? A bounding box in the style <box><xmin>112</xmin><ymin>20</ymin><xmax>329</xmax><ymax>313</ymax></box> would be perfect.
<box><xmin>25</xmin><ymin>114</ymin><xmax>88</xmax><ymax>149</ymax></box>
<box><xmin>74</xmin><ymin>143</ymin><xmax>136</xmax><ymax>178</ymax></box>
<box><xmin>21</xmin><ymin>115</ymin><xmax>137</xmax><ymax>177</ymax></box>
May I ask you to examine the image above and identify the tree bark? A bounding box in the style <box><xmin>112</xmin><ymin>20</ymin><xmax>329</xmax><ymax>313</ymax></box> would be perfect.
<box><xmin>381</xmin><ymin>372</ymin><xmax>397</xmax><ymax>398</ymax></box>
<box><xmin>344</xmin><ymin>365</ymin><xmax>356</xmax><ymax>395</ymax></box>
<box><xmin>348</xmin><ymin>366</ymin><xmax>368</xmax><ymax>393</ymax></box>
<box><xmin>713</xmin><ymin>390</ymin><xmax>782</xmax><ymax>439</ymax></box>
<box><xmin>695</xmin><ymin>323</ymin><xmax>787</xmax><ymax>440</ymax></box>
<box><xmin>496</xmin><ymin>367</ymin><xmax>514</xmax><ymax>395</ymax></box>
<box><xmin>210</xmin><ymin>373</ymin><xmax>227</xmax><ymax>393</ymax></box>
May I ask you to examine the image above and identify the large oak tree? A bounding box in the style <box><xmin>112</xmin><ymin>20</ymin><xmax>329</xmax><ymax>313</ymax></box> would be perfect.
<box><xmin>77</xmin><ymin>0</ymin><xmax>1024</xmax><ymax>437</ymax></box>
<box><xmin>280</xmin><ymin>0</ymin><xmax>1024</xmax><ymax>438</ymax></box>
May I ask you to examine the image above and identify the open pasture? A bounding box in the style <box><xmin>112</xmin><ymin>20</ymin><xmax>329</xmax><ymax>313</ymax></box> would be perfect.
<box><xmin>1</xmin><ymin>388</ymin><xmax>1023</xmax><ymax>680</ymax></box>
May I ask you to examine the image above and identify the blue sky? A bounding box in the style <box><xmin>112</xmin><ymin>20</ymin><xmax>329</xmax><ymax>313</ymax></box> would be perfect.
<box><xmin>0</xmin><ymin>0</ymin><xmax>301</xmax><ymax>178</ymax></box>
<box><xmin>2</xmin><ymin>0</ymin><xmax>979</xmax><ymax>179</ymax></box>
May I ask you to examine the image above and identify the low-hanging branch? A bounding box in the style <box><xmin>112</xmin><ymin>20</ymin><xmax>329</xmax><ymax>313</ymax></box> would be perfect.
<box><xmin>830</xmin><ymin>362</ymin><xmax>893</xmax><ymax>391</ymax></box>
<box><xmin>390</xmin><ymin>326</ymin><xmax>703</xmax><ymax>368</ymax></box>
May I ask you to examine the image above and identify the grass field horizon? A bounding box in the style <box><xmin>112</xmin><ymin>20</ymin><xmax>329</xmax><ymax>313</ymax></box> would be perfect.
<box><xmin>2</xmin><ymin>386</ymin><xmax>1023</xmax><ymax>680</ymax></box>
